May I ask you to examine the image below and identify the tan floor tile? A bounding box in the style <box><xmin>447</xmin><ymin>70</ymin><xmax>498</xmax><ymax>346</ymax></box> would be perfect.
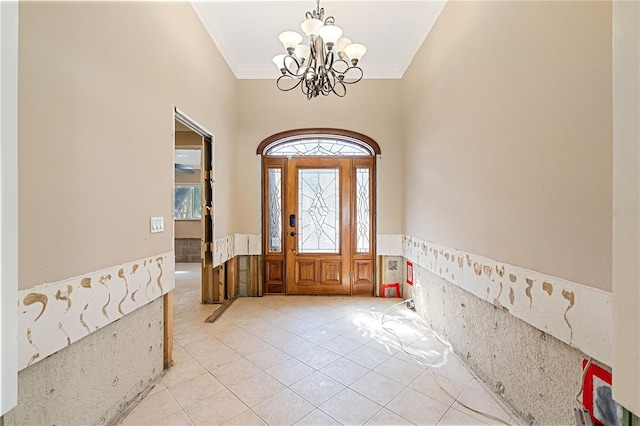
<box><xmin>229</xmin><ymin>372</ymin><xmax>286</xmax><ymax>407</ymax></box>
<box><xmin>373</xmin><ymin>357</ymin><xmax>424</xmax><ymax>386</ymax></box>
<box><xmin>174</xmin><ymin>328</ymin><xmax>212</xmax><ymax>347</ymax></box>
<box><xmin>294</xmin><ymin>409</ymin><xmax>342</xmax><ymax>426</ymax></box>
<box><xmin>392</xmin><ymin>347</ymin><xmax>442</xmax><ymax>369</ymax></box>
<box><xmin>365</xmin><ymin>408</ymin><xmax>413</xmax><ymax>425</ymax></box>
<box><xmin>124</xmin><ymin>274</ymin><xmax>515</xmax><ymax>426</ymax></box>
<box><xmin>301</xmin><ymin>314</ymin><xmax>334</xmax><ymax>327</ymax></box>
<box><xmin>151</xmin><ymin>410</ymin><xmax>195</xmax><ymax>426</ymax></box>
<box><xmin>122</xmin><ymin>390</ymin><xmax>182</xmax><ymax>426</ymax></box>
<box><xmin>147</xmin><ymin>380</ymin><xmax>167</xmax><ymax>397</ymax></box>
<box><xmin>168</xmin><ymin>372</ymin><xmax>226</xmax><ymax>408</ymax></box>
<box><xmin>197</xmin><ymin>345</ymin><xmax>243</xmax><ymax>372</ymax></box>
<box><xmin>350</xmin><ymin>371</ymin><xmax>406</xmax><ymax>405</ymax></box>
<box><xmin>437</xmin><ymin>407</ymin><xmax>486</xmax><ymax>425</ymax></box>
<box><xmin>222</xmin><ymin>410</ymin><xmax>267</xmax><ymax>426</ymax></box>
<box><xmin>319</xmin><ymin>388</ymin><xmax>382</xmax><ymax>425</ymax></box>
<box><xmin>266</xmin><ymin>358</ymin><xmax>315</xmax><ymax>386</ymax></box>
<box><xmin>452</xmin><ymin>386</ymin><xmax>512</xmax><ymax>425</ymax></box>
<box><xmin>182</xmin><ymin>336</ymin><xmax>228</xmax><ymax>360</ymax></box>
<box><xmin>366</xmin><ymin>335</ymin><xmax>403</xmax><ymax>356</ymax></box>
<box><xmin>430</xmin><ymin>353</ymin><xmax>474</xmax><ymax>387</ymax></box>
<box><xmin>184</xmin><ymin>389</ymin><xmax>249</xmax><ymax>426</ymax></box>
<box><xmin>295</xmin><ymin>346</ymin><xmax>342</xmax><ymax>369</ymax></box>
<box><xmin>244</xmin><ymin>346</ymin><xmax>292</xmax><ymax>370</ymax></box>
<box><xmin>386</xmin><ymin>388</ymin><xmax>449</xmax><ymax>426</ymax></box>
<box><xmin>279</xmin><ymin>318</ymin><xmax>318</xmax><ymax>335</ymax></box>
<box><xmin>320</xmin><ymin>357</ymin><xmax>370</xmax><ymax>386</ymax></box>
<box><xmin>224</xmin><ymin>335</ymin><xmax>272</xmax><ymax>357</ymax></box>
<box><xmin>409</xmin><ymin>369</ymin><xmax>466</xmax><ymax>406</ymax></box>
<box><xmin>341</xmin><ymin>328</ymin><xmax>376</xmax><ymax>345</ymax></box>
<box><xmin>257</xmin><ymin>328</ymin><xmax>297</xmax><ymax>345</ymax></box>
<box><xmin>210</xmin><ymin>357</ymin><xmax>262</xmax><ymax>387</ymax></box>
<box><xmin>289</xmin><ymin>371</ymin><xmax>346</xmax><ymax>406</ymax></box>
<box><xmin>253</xmin><ymin>389</ymin><xmax>315</xmax><ymax>425</ymax></box>
<box><xmin>272</xmin><ymin>335</ymin><xmax>318</xmax><ymax>356</ymax></box>
<box><xmin>162</xmin><ymin>358</ymin><xmax>208</xmax><ymax>389</ymax></box>
<box><xmin>320</xmin><ymin>335</ymin><xmax>363</xmax><ymax>356</ymax></box>
<box><xmin>345</xmin><ymin>345</ymin><xmax>391</xmax><ymax>369</ymax></box>
<box><xmin>300</xmin><ymin>328</ymin><xmax>340</xmax><ymax>344</ymax></box>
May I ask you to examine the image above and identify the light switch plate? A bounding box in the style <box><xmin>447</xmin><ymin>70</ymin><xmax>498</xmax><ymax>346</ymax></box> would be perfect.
<box><xmin>150</xmin><ymin>216</ymin><xmax>164</xmax><ymax>233</ymax></box>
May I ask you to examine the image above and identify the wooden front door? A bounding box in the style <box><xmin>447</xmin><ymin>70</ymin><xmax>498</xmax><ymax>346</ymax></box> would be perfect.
<box><xmin>262</xmin><ymin>155</ymin><xmax>375</xmax><ymax>296</ymax></box>
<box><xmin>286</xmin><ymin>157</ymin><xmax>351</xmax><ymax>295</ymax></box>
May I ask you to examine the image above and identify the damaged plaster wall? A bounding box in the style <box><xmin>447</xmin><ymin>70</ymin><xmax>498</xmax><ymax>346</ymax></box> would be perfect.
<box><xmin>4</xmin><ymin>298</ymin><xmax>164</xmax><ymax>426</ymax></box>
<box><xmin>412</xmin><ymin>264</ymin><xmax>585</xmax><ymax>425</ymax></box>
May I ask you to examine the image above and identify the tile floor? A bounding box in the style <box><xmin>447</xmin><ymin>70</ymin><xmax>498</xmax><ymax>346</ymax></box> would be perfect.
<box><xmin>120</xmin><ymin>263</ymin><xmax>523</xmax><ymax>426</ymax></box>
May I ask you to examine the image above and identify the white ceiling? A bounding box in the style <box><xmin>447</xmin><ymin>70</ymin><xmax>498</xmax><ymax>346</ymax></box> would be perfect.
<box><xmin>190</xmin><ymin>1</ymin><xmax>447</xmax><ymax>79</ymax></box>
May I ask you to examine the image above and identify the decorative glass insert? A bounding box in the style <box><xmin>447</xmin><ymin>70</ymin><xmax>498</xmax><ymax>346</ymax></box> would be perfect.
<box><xmin>356</xmin><ymin>168</ymin><xmax>370</xmax><ymax>253</ymax></box>
<box><xmin>174</xmin><ymin>185</ymin><xmax>202</xmax><ymax>220</ymax></box>
<box><xmin>268</xmin><ymin>168</ymin><xmax>283</xmax><ymax>253</ymax></box>
<box><xmin>267</xmin><ymin>138</ymin><xmax>372</xmax><ymax>156</ymax></box>
<box><xmin>298</xmin><ymin>169</ymin><xmax>339</xmax><ymax>253</ymax></box>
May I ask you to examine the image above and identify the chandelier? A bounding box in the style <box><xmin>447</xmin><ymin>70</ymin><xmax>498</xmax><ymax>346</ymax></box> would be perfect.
<box><xmin>273</xmin><ymin>0</ymin><xmax>367</xmax><ymax>100</ymax></box>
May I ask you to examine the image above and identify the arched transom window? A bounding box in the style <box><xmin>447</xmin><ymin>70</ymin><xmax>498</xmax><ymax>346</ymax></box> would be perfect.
<box><xmin>264</xmin><ymin>136</ymin><xmax>374</xmax><ymax>156</ymax></box>
<box><xmin>258</xmin><ymin>129</ymin><xmax>381</xmax><ymax>157</ymax></box>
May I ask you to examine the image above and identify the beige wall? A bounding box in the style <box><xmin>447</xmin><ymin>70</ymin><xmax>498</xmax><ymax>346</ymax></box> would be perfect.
<box><xmin>175</xmin><ymin>130</ymin><xmax>202</xmax><ymax>147</ymax></box>
<box><xmin>18</xmin><ymin>2</ymin><xmax>236</xmax><ymax>290</ymax></box>
<box><xmin>402</xmin><ymin>1</ymin><xmax>612</xmax><ymax>290</ymax></box>
<box><xmin>235</xmin><ymin>79</ymin><xmax>403</xmax><ymax>235</ymax></box>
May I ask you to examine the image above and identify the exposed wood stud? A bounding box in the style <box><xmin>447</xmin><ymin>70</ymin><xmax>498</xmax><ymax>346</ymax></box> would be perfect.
<box><xmin>163</xmin><ymin>292</ymin><xmax>174</xmax><ymax>369</ymax></box>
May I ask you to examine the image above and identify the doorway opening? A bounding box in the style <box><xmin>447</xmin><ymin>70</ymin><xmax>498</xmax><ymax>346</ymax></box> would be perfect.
<box><xmin>258</xmin><ymin>129</ymin><xmax>380</xmax><ymax>296</ymax></box>
<box><xmin>166</xmin><ymin>109</ymin><xmax>215</xmax><ymax>368</ymax></box>
<box><xmin>173</xmin><ymin>109</ymin><xmax>215</xmax><ymax>305</ymax></box>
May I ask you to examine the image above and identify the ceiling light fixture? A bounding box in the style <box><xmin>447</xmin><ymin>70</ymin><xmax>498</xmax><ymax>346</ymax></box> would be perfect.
<box><xmin>273</xmin><ymin>0</ymin><xmax>367</xmax><ymax>100</ymax></box>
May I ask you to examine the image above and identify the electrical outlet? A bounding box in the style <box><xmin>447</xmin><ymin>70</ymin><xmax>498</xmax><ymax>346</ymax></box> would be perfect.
<box><xmin>150</xmin><ymin>216</ymin><xmax>164</xmax><ymax>233</ymax></box>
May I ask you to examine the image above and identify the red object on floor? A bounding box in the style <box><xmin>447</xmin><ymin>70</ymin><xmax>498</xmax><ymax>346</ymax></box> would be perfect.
<box><xmin>381</xmin><ymin>283</ymin><xmax>400</xmax><ymax>298</ymax></box>
<box><xmin>583</xmin><ymin>359</ymin><xmax>613</xmax><ymax>426</ymax></box>
<box><xmin>406</xmin><ymin>261</ymin><xmax>414</xmax><ymax>285</ymax></box>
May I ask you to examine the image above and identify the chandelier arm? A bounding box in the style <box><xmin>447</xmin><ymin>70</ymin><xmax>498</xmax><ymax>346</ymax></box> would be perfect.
<box><xmin>342</xmin><ymin>66</ymin><xmax>364</xmax><ymax>85</ymax></box>
<box><xmin>276</xmin><ymin>75</ymin><xmax>304</xmax><ymax>92</ymax></box>
<box><xmin>332</xmin><ymin>80</ymin><xmax>347</xmax><ymax>97</ymax></box>
<box><xmin>282</xmin><ymin>55</ymin><xmax>304</xmax><ymax>77</ymax></box>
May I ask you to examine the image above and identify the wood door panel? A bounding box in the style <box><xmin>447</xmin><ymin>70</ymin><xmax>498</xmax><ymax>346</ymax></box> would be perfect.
<box><xmin>264</xmin><ymin>259</ymin><xmax>285</xmax><ymax>294</ymax></box>
<box><xmin>354</xmin><ymin>260</ymin><xmax>373</xmax><ymax>284</ymax></box>
<box><xmin>321</xmin><ymin>261</ymin><xmax>342</xmax><ymax>285</ymax></box>
<box><xmin>295</xmin><ymin>260</ymin><xmax>317</xmax><ymax>285</ymax></box>
<box><xmin>266</xmin><ymin>260</ymin><xmax>284</xmax><ymax>282</ymax></box>
<box><xmin>353</xmin><ymin>260</ymin><xmax>374</xmax><ymax>296</ymax></box>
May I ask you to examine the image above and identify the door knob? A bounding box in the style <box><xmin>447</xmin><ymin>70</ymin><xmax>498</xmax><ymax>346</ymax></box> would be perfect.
<box><xmin>290</xmin><ymin>232</ymin><xmax>297</xmax><ymax>236</ymax></box>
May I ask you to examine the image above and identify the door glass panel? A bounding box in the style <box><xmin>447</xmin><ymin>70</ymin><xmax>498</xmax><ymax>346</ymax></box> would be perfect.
<box><xmin>298</xmin><ymin>168</ymin><xmax>339</xmax><ymax>253</ymax></box>
<box><xmin>356</xmin><ymin>168</ymin><xmax>370</xmax><ymax>253</ymax></box>
<box><xmin>268</xmin><ymin>168</ymin><xmax>283</xmax><ymax>253</ymax></box>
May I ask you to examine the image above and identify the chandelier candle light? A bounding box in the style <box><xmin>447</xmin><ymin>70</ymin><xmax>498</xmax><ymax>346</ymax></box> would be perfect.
<box><xmin>273</xmin><ymin>0</ymin><xmax>367</xmax><ymax>99</ymax></box>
